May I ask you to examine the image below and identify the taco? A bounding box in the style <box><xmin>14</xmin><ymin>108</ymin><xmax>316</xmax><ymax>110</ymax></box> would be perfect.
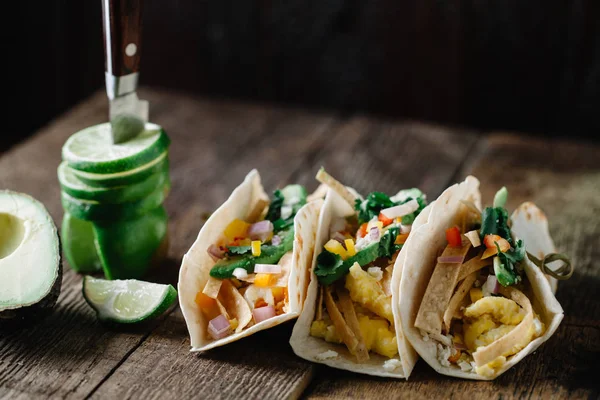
<box><xmin>290</xmin><ymin>169</ymin><xmax>431</xmax><ymax>378</ymax></box>
<box><xmin>399</xmin><ymin>177</ymin><xmax>568</xmax><ymax>380</ymax></box>
<box><xmin>179</xmin><ymin>170</ymin><xmax>322</xmax><ymax>351</ymax></box>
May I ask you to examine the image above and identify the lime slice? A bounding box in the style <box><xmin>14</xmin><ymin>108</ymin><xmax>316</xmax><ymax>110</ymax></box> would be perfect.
<box><xmin>61</xmin><ymin>213</ymin><xmax>102</xmax><ymax>273</ymax></box>
<box><xmin>63</xmin><ymin>122</ymin><xmax>170</xmax><ymax>174</ymax></box>
<box><xmin>72</xmin><ymin>152</ymin><xmax>169</xmax><ymax>188</ymax></box>
<box><xmin>82</xmin><ymin>276</ymin><xmax>177</xmax><ymax>323</ymax></box>
<box><xmin>58</xmin><ymin>161</ymin><xmax>168</xmax><ymax>204</ymax></box>
<box><xmin>61</xmin><ymin>181</ymin><xmax>170</xmax><ymax>221</ymax></box>
<box><xmin>93</xmin><ymin>206</ymin><xmax>169</xmax><ymax>279</ymax></box>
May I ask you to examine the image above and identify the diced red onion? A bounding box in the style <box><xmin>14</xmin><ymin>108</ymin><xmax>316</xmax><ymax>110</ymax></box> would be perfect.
<box><xmin>331</xmin><ymin>232</ymin><xmax>346</xmax><ymax>244</ymax></box>
<box><xmin>208</xmin><ymin>315</ymin><xmax>231</xmax><ymax>340</ymax></box>
<box><xmin>369</xmin><ymin>227</ymin><xmax>380</xmax><ymax>241</ymax></box>
<box><xmin>254</xmin><ymin>264</ymin><xmax>282</xmax><ymax>274</ymax></box>
<box><xmin>253</xmin><ymin>305</ymin><xmax>276</xmax><ymax>323</ymax></box>
<box><xmin>380</xmin><ymin>199</ymin><xmax>419</xmax><ymax>219</ymax></box>
<box><xmin>271</xmin><ymin>235</ymin><xmax>282</xmax><ymax>246</ymax></box>
<box><xmin>248</xmin><ymin>220</ymin><xmax>274</xmax><ymax>242</ymax></box>
<box><xmin>400</xmin><ymin>224</ymin><xmax>411</xmax><ymax>234</ymax></box>
<box><xmin>207</xmin><ymin>244</ymin><xmax>225</xmax><ymax>261</ymax></box>
<box><xmin>484</xmin><ymin>275</ymin><xmax>499</xmax><ymax>295</ymax></box>
<box><xmin>437</xmin><ymin>255</ymin><xmax>466</xmax><ymax>264</ymax></box>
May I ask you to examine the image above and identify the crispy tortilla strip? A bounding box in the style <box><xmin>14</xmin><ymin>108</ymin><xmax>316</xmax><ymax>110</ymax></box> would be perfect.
<box><xmin>443</xmin><ymin>272</ymin><xmax>477</xmax><ymax>332</ymax></box>
<box><xmin>202</xmin><ymin>276</ymin><xmax>223</xmax><ymax>299</ymax></box>
<box><xmin>246</xmin><ymin>198</ymin><xmax>269</xmax><ymax>223</ymax></box>
<box><xmin>307</xmin><ymin>183</ymin><xmax>328</xmax><ymax>202</ymax></box>
<box><xmin>472</xmin><ymin>287</ymin><xmax>534</xmax><ymax>367</ymax></box>
<box><xmin>415</xmin><ymin>241</ymin><xmax>472</xmax><ymax>335</ymax></box>
<box><xmin>316</xmin><ymin>168</ymin><xmax>357</xmax><ymax>209</ymax></box>
<box><xmin>336</xmin><ymin>287</ymin><xmax>370</xmax><ymax>362</ymax></box>
<box><xmin>324</xmin><ymin>286</ymin><xmax>359</xmax><ymax>355</ymax></box>
<box><xmin>215</xmin><ymin>298</ymin><xmax>230</xmax><ymax>320</ymax></box>
<box><xmin>315</xmin><ymin>286</ymin><xmax>324</xmax><ymax>321</ymax></box>
<box><xmin>218</xmin><ymin>280</ymin><xmax>253</xmax><ymax>332</ymax></box>
<box><xmin>457</xmin><ymin>256</ymin><xmax>492</xmax><ymax>281</ymax></box>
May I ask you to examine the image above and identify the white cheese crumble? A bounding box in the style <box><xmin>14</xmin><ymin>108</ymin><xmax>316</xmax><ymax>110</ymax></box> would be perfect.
<box><xmin>367</xmin><ymin>267</ymin><xmax>383</xmax><ymax>281</ymax></box>
<box><xmin>437</xmin><ymin>343</ymin><xmax>452</xmax><ymax>367</ymax></box>
<box><xmin>383</xmin><ymin>358</ymin><xmax>403</xmax><ymax>371</ymax></box>
<box><xmin>315</xmin><ymin>350</ymin><xmax>339</xmax><ymax>361</ymax></box>
<box><xmin>232</xmin><ymin>268</ymin><xmax>248</xmax><ymax>279</ymax></box>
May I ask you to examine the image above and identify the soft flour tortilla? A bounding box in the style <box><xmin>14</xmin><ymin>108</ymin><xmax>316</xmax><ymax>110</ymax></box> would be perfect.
<box><xmin>511</xmin><ymin>202</ymin><xmax>559</xmax><ymax>294</ymax></box>
<box><xmin>399</xmin><ymin>176</ymin><xmax>564</xmax><ymax>380</ymax></box>
<box><xmin>290</xmin><ymin>187</ymin><xmax>433</xmax><ymax>378</ymax></box>
<box><xmin>178</xmin><ymin>169</ymin><xmax>322</xmax><ymax>351</ymax></box>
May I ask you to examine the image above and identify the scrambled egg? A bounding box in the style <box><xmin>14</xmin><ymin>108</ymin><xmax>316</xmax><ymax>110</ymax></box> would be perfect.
<box><xmin>310</xmin><ymin>314</ymin><xmax>398</xmax><ymax>358</ymax></box>
<box><xmin>461</xmin><ymin>296</ymin><xmax>544</xmax><ymax>376</ymax></box>
<box><xmin>345</xmin><ymin>263</ymin><xmax>393</xmax><ymax>323</ymax></box>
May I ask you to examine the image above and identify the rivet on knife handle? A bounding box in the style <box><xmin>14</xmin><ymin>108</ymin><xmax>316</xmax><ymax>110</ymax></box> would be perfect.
<box><xmin>102</xmin><ymin>0</ymin><xmax>147</xmax><ymax>144</ymax></box>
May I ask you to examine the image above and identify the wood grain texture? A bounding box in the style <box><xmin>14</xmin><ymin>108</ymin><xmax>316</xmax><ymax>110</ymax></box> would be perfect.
<box><xmin>304</xmin><ymin>133</ymin><xmax>600</xmax><ymax>399</ymax></box>
<box><xmin>1</xmin><ymin>88</ymin><xmax>597</xmax><ymax>400</ymax></box>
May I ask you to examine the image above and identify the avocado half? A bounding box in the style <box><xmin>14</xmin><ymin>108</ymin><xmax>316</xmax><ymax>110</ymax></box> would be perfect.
<box><xmin>0</xmin><ymin>191</ymin><xmax>62</xmax><ymax>322</ymax></box>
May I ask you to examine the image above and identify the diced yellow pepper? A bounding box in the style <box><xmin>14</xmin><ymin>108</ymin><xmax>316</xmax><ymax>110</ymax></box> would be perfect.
<box><xmin>251</xmin><ymin>240</ymin><xmax>261</xmax><ymax>256</ymax></box>
<box><xmin>470</xmin><ymin>288</ymin><xmax>483</xmax><ymax>303</ymax></box>
<box><xmin>224</xmin><ymin>219</ymin><xmax>250</xmax><ymax>241</ymax></box>
<box><xmin>239</xmin><ymin>238</ymin><xmax>252</xmax><ymax>246</ymax></box>
<box><xmin>229</xmin><ymin>318</ymin><xmax>239</xmax><ymax>330</ymax></box>
<box><xmin>344</xmin><ymin>239</ymin><xmax>357</xmax><ymax>257</ymax></box>
<box><xmin>272</xmin><ymin>287</ymin><xmax>285</xmax><ymax>302</ymax></box>
<box><xmin>324</xmin><ymin>239</ymin><xmax>348</xmax><ymax>260</ymax></box>
<box><xmin>395</xmin><ymin>233</ymin><xmax>409</xmax><ymax>245</ymax></box>
<box><xmin>255</xmin><ymin>273</ymin><xmax>275</xmax><ymax>287</ymax></box>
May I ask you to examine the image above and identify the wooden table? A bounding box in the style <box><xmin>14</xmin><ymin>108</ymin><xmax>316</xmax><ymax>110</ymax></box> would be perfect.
<box><xmin>0</xmin><ymin>89</ymin><xmax>598</xmax><ymax>399</ymax></box>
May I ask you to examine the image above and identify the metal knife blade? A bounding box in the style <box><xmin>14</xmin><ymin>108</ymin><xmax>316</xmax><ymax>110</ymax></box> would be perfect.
<box><xmin>109</xmin><ymin>92</ymin><xmax>149</xmax><ymax>144</ymax></box>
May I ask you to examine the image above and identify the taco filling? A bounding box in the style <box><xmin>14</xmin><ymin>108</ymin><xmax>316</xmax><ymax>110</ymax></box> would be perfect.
<box><xmin>414</xmin><ymin>187</ymin><xmax>546</xmax><ymax>377</ymax></box>
<box><xmin>309</xmin><ymin>170</ymin><xmax>427</xmax><ymax>362</ymax></box>
<box><xmin>195</xmin><ymin>185</ymin><xmax>307</xmax><ymax>340</ymax></box>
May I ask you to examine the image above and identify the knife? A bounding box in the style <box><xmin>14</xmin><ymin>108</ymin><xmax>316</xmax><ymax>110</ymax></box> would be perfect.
<box><xmin>101</xmin><ymin>0</ymin><xmax>148</xmax><ymax>144</ymax></box>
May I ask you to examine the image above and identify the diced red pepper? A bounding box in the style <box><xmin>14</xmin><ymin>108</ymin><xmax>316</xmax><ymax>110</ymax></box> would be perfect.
<box><xmin>446</xmin><ymin>227</ymin><xmax>462</xmax><ymax>247</ymax></box>
<box><xmin>378</xmin><ymin>212</ymin><xmax>394</xmax><ymax>227</ymax></box>
<box><xmin>358</xmin><ymin>223</ymin><xmax>369</xmax><ymax>238</ymax></box>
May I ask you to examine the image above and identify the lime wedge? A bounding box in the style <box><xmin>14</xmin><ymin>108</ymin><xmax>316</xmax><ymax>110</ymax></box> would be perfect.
<box><xmin>63</xmin><ymin>122</ymin><xmax>170</xmax><ymax>174</ymax></box>
<box><xmin>61</xmin><ymin>213</ymin><xmax>102</xmax><ymax>273</ymax></box>
<box><xmin>82</xmin><ymin>276</ymin><xmax>177</xmax><ymax>323</ymax></box>
<box><xmin>93</xmin><ymin>206</ymin><xmax>169</xmax><ymax>279</ymax></box>
<box><xmin>72</xmin><ymin>152</ymin><xmax>169</xmax><ymax>188</ymax></box>
<box><xmin>58</xmin><ymin>161</ymin><xmax>168</xmax><ymax>204</ymax></box>
<box><xmin>61</xmin><ymin>181</ymin><xmax>170</xmax><ymax>221</ymax></box>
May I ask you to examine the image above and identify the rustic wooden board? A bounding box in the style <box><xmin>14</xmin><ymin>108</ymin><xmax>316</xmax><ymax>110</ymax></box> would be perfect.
<box><xmin>304</xmin><ymin>133</ymin><xmax>600</xmax><ymax>399</ymax></box>
<box><xmin>1</xmin><ymin>88</ymin><xmax>597</xmax><ymax>399</ymax></box>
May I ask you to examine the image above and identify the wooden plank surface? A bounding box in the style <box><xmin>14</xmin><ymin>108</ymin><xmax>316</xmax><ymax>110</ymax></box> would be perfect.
<box><xmin>1</xmin><ymin>88</ymin><xmax>598</xmax><ymax>400</ymax></box>
<box><xmin>304</xmin><ymin>134</ymin><xmax>600</xmax><ymax>399</ymax></box>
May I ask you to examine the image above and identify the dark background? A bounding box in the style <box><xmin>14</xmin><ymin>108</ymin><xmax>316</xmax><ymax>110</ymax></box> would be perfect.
<box><xmin>6</xmin><ymin>1</ymin><xmax>599</xmax><ymax>152</ymax></box>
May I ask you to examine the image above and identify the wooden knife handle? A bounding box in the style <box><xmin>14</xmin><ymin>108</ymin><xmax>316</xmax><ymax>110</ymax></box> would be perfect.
<box><xmin>102</xmin><ymin>0</ymin><xmax>143</xmax><ymax>77</ymax></box>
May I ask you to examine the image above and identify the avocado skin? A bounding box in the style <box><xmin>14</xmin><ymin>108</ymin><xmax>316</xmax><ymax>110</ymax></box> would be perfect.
<box><xmin>0</xmin><ymin>241</ymin><xmax>62</xmax><ymax>326</ymax></box>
